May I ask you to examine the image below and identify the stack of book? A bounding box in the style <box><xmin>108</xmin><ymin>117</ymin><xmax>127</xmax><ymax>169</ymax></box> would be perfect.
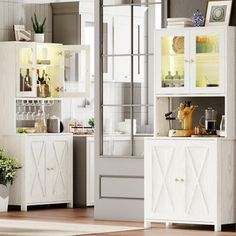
<box><xmin>167</xmin><ymin>18</ymin><xmax>192</xmax><ymax>28</ymax></box>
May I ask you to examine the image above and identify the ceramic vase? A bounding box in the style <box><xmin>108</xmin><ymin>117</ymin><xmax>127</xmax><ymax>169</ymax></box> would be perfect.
<box><xmin>192</xmin><ymin>9</ymin><xmax>205</xmax><ymax>27</ymax></box>
<box><xmin>0</xmin><ymin>184</ymin><xmax>10</xmax><ymax>212</ymax></box>
<box><xmin>34</xmin><ymin>33</ymin><xmax>45</xmax><ymax>43</ymax></box>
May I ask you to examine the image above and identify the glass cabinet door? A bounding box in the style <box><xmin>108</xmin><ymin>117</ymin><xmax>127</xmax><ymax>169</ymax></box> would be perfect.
<box><xmin>191</xmin><ymin>29</ymin><xmax>224</xmax><ymax>93</ymax></box>
<box><xmin>156</xmin><ymin>31</ymin><xmax>189</xmax><ymax>94</ymax></box>
<box><xmin>17</xmin><ymin>46</ymin><xmax>36</xmax><ymax>98</ymax></box>
<box><xmin>62</xmin><ymin>45</ymin><xmax>90</xmax><ymax>97</ymax></box>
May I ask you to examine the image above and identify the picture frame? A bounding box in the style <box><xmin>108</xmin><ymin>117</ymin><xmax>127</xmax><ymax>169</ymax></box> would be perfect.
<box><xmin>13</xmin><ymin>25</ymin><xmax>31</xmax><ymax>41</ymax></box>
<box><xmin>205</xmin><ymin>0</ymin><xmax>233</xmax><ymax>26</ymax></box>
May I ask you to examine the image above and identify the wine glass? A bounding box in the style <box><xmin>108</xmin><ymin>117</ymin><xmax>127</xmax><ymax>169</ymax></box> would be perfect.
<box><xmin>26</xmin><ymin>100</ymin><xmax>33</xmax><ymax>120</ymax></box>
<box><xmin>16</xmin><ymin>100</ymin><xmax>23</xmax><ymax>120</ymax></box>
<box><xmin>21</xmin><ymin>101</ymin><xmax>27</xmax><ymax>120</ymax></box>
<box><xmin>31</xmin><ymin>101</ymin><xmax>37</xmax><ymax>120</ymax></box>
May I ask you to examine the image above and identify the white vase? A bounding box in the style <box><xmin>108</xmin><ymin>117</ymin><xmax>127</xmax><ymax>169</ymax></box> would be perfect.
<box><xmin>0</xmin><ymin>184</ymin><xmax>10</xmax><ymax>212</ymax></box>
<box><xmin>34</xmin><ymin>33</ymin><xmax>45</xmax><ymax>43</ymax></box>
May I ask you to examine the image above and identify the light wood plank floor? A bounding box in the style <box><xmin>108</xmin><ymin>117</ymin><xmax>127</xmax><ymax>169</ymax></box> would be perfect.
<box><xmin>0</xmin><ymin>207</ymin><xmax>236</xmax><ymax>235</ymax></box>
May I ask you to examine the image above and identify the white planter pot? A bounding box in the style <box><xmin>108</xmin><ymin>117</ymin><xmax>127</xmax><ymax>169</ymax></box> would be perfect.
<box><xmin>34</xmin><ymin>33</ymin><xmax>45</xmax><ymax>43</ymax></box>
<box><xmin>0</xmin><ymin>184</ymin><xmax>10</xmax><ymax>212</ymax></box>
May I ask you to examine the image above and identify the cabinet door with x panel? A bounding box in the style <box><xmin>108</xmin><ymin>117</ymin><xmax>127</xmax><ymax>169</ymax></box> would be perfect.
<box><xmin>46</xmin><ymin>137</ymin><xmax>73</xmax><ymax>202</ymax></box>
<box><xmin>25</xmin><ymin>135</ymin><xmax>73</xmax><ymax>207</ymax></box>
<box><xmin>26</xmin><ymin>136</ymin><xmax>47</xmax><ymax>204</ymax></box>
<box><xmin>145</xmin><ymin>140</ymin><xmax>185</xmax><ymax>220</ymax></box>
<box><xmin>145</xmin><ymin>138</ymin><xmax>217</xmax><ymax>223</ymax></box>
<box><xmin>184</xmin><ymin>140</ymin><xmax>216</xmax><ymax>222</ymax></box>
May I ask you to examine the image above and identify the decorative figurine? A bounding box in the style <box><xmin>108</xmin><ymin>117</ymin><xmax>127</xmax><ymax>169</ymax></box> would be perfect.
<box><xmin>192</xmin><ymin>9</ymin><xmax>205</xmax><ymax>27</ymax></box>
<box><xmin>165</xmin><ymin>71</ymin><xmax>173</xmax><ymax>80</ymax></box>
<box><xmin>173</xmin><ymin>71</ymin><xmax>181</xmax><ymax>80</ymax></box>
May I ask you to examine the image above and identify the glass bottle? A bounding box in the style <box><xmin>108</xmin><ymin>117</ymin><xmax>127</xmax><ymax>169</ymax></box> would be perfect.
<box><xmin>20</xmin><ymin>69</ymin><xmax>24</xmax><ymax>92</ymax></box>
<box><xmin>41</xmin><ymin>70</ymin><xmax>46</xmax><ymax>98</ymax></box>
<box><xmin>24</xmin><ymin>69</ymin><xmax>32</xmax><ymax>91</ymax></box>
<box><xmin>220</xmin><ymin>115</ymin><xmax>225</xmax><ymax>137</ymax></box>
<box><xmin>36</xmin><ymin>69</ymin><xmax>42</xmax><ymax>97</ymax></box>
<box><xmin>165</xmin><ymin>71</ymin><xmax>173</xmax><ymax>80</ymax></box>
<box><xmin>173</xmin><ymin>71</ymin><xmax>181</xmax><ymax>80</ymax></box>
<box><xmin>43</xmin><ymin>73</ymin><xmax>51</xmax><ymax>97</ymax></box>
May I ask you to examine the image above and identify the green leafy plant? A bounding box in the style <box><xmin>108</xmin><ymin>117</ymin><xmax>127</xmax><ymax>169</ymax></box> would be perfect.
<box><xmin>0</xmin><ymin>149</ymin><xmax>20</xmax><ymax>186</ymax></box>
<box><xmin>31</xmin><ymin>13</ymin><xmax>46</xmax><ymax>33</ymax></box>
<box><xmin>88</xmin><ymin>118</ymin><xmax>95</xmax><ymax>127</ymax></box>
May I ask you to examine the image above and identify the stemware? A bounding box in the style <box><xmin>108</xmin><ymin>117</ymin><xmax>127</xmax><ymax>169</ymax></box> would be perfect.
<box><xmin>21</xmin><ymin>100</ymin><xmax>27</xmax><ymax>120</ymax></box>
<box><xmin>31</xmin><ymin>101</ymin><xmax>37</xmax><ymax>120</ymax></box>
<box><xmin>16</xmin><ymin>100</ymin><xmax>23</xmax><ymax>120</ymax></box>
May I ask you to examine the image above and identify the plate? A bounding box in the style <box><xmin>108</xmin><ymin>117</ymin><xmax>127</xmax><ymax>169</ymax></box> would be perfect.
<box><xmin>172</xmin><ymin>36</ymin><xmax>184</xmax><ymax>54</ymax></box>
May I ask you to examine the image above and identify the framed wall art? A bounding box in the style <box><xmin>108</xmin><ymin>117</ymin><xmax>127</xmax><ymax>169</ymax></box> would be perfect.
<box><xmin>205</xmin><ymin>0</ymin><xmax>233</xmax><ymax>26</ymax></box>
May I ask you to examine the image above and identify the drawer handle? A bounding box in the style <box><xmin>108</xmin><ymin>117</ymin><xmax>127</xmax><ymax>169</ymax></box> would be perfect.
<box><xmin>47</xmin><ymin>167</ymin><xmax>54</xmax><ymax>171</ymax></box>
<box><xmin>175</xmin><ymin>178</ymin><xmax>184</xmax><ymax>183</ymax></box>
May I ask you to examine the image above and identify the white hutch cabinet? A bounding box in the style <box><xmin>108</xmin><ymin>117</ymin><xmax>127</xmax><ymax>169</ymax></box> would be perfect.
<box><xmin>145</xmin><ymin>27</ymin><xmax>236</xmax><ymax>231</ymax></box>
<box><xmin>155</xmin><ymin>27</ymin><xmax>228</xmax><ymax>95</ymax></box>
<box><xmin>15</xmin><ymin>43</ymin><xmax>90</xmax><ymax>98</ymax></box>
<box><xmin>0</xmin><ymin>42</ymin><xmax>90</xmax><ymax>210</ymax></box>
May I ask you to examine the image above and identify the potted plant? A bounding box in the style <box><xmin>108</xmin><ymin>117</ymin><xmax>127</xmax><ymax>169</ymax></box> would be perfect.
<box><xmin>0</xmin><ymin>149</ymin><xmax>20</xmax><ymax>212</ymax></box>
<box><xmin>88</xmin><ymin>118</ymin><xmax>95</xmax><ymax>128</ymax></box>
<box><xmin>31</xmin><ymin>13</ymin><xmax>46</xmax><ymax>43</ymax></box>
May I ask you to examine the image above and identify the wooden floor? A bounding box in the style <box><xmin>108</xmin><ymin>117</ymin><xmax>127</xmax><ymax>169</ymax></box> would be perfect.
<box><xmin>0</xmin><ymin>207</ymin><xmax>236</xmax><ymax>235</ymax></box>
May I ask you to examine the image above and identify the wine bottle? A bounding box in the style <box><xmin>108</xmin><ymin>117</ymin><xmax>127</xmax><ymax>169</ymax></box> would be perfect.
<box><xmin>36</xmin><ymin>69</ymin><xmax>41</xmax><ymax>97</ymax></box>
<box><xmin>20</xmin><ymin>69</ymin><xmax>24</xmax><ymax>91</ymax></box>
<box><xmin>44</xmin><ymin>73</ymin><xmax>51</xmax><ymax>97</ymax></box>
<box><xmin>24</xmin><ymin>68</ymin><xmax>32</xmax><ymax>91</ymax></box>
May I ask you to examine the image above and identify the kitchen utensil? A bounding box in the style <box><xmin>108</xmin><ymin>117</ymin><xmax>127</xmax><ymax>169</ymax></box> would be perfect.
<box><xmin>205</xmin><ymin>107</ymin><xmax>217</xmax><ymax>133</ymax></box>
<box><xmin>47</xmin><ymin>116</ymin><xmax>63</xmax><ymax>133</ymax></box>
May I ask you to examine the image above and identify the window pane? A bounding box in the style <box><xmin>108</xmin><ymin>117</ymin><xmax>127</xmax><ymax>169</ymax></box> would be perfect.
<box><xmin>103</xmin><ymin>106</ymin><xmax>132</xmax><ymax>156</ymax></box>
<box><xmin>133</xmin><ymin>105</ymin><xmax>154</xmax><ymax>134</ymax></box>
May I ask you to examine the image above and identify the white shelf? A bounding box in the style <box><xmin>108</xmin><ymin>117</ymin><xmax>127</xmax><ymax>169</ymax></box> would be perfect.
<box><xmin>162</xmin><ymin>53</ymin><xmax>184</xmax><ymax>57</ymax></box>
<box><xmin>20</xmin><ymin>64</ymin><xmax>60</xmax><ymax>68</ymax></box>
<box><xmin>36</xmin><ymin>64</ymin><xmax>60</xmax><ymax>68</ymax></box>
<box><xmin>15</xmin><ymin>97</ymin><xmax>62</xmax><ymax>101</ymax></box>
<box><xmin>196</xmin><ymin>53</ymin><xmax>219</xmax><ymax>57</ymax></box>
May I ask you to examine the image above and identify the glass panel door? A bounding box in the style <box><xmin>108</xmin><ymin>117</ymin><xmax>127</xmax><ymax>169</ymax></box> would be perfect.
<box><xmin>191</xmin><ymin>29</ymin><xmax>224</xmax><ymax>93</ymax></box>
<box><xmin>62</xmin><ymin>45</ymin><xmax>90</xmax><ymax>97</ymax></box>
<box><xmin>157</xmin><ymin>31</ymin><xmax>189</xmax><ymax>94</ymax></box>
<box><xmin>17</xmin><ymin>46</ymin><xmax>36</xmax><ymax>98</ymax></box>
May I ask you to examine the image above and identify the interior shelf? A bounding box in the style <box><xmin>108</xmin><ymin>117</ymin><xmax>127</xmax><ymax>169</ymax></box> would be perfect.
<box><xmin>16</xmin><ymin>97</ymin><xmax>62</xmax><ymax>101</ymax></box>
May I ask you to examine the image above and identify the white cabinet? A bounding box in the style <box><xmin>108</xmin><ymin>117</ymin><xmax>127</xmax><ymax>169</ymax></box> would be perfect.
<box><xmin>86</xmin><ymin>137</ymin><xmax>95</xmax><ymax>206</ymax></box>
<box><xmin>1</xmin><ymin>42</ymin><xmax>90</xmax><ymax>99</ymax></box>
<box><xmin>62</xmin><ymin>45</ymin><xmax>90</xmax><ymax>97</ymax></box>
<box><xmin>113</xmin><ymin>15</ymin><xmax>145</xmax><ymax>83</ymax></box>
<box><xmin>155</xmin><ymin>27</ymin><xmax>229</xmax><ymax>95</ymax></box>
<box><xmin>2</xmin><ymin>134</ymin><xmax>73</xmax><ymax>211</ymax></box>
<box><xmin>144</xmin><ymin>138</ymin><xmax>236</xmax><ymax>231</ymax></box>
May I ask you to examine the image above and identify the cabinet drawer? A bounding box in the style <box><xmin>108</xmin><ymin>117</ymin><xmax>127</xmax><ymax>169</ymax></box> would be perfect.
<box><xmin>100</xmin><ymin>176</ymin><xmax>144</xmax><ymax>200</ymax></box>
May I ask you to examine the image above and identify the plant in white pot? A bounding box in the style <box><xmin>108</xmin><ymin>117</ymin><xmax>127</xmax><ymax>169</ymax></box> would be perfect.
<box><xmin>31</xmin><ymin>13</ymin><xmax>46</xmax><ymax>43</ymax></box>
<box><xmin>0</xmin><ymin>149</ymin><xmax>20</xmax><ymax>212</ymax></box>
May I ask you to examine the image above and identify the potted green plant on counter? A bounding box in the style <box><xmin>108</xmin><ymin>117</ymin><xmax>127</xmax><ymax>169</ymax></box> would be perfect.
<box><xmin>0</xmin><ymin>149</ymin><xmax>20</xmax><ymax>212</ymax></box>
<box><xmin>88</xmin><ymin>118</ymin><xmax>95</xmax><ymax>128</ymax></box>
<box><xmin>31</xmin><ymin>13</ymin><xmax>46</xmax><ymax>43</ymax></box>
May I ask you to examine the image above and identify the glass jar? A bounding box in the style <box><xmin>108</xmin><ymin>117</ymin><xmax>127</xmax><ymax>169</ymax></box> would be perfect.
<box><xmin>220</xmin><ymin>115</ymin><xmax>225</xmax><ymax>137</ymax></box>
